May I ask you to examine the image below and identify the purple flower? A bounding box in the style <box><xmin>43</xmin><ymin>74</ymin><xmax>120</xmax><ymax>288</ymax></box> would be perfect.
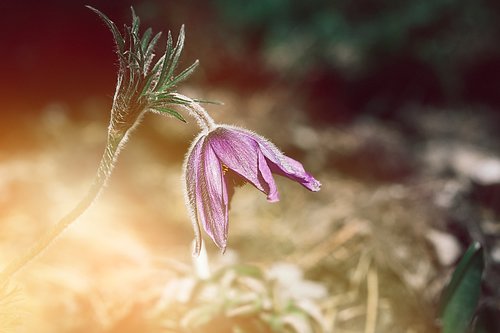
<box><xmin>183</xmin><ymin>125</ymin><xmax>321</xmax><ymax>254</ymax></box>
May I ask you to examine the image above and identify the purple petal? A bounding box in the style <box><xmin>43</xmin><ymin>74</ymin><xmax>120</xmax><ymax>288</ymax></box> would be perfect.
<box><xmin>184</xmin><ymin>133</ymin><xmax>206</xmax><ymax>255</ymax></box>
<box><xmin>197</xmin><ymin>139</ymin><xmax>229</xmax><ymax>250</ymax></box>
<box><xmin>269</xmin><ymin>155</ymin><xmax>321</xmax><ymax>192</ymax></box>
<box><xmin>225</xmin><ymin>126</ymin><xmax>321</xmax><ymax>192</ymax></box>
<box><xmin>258</xmin><ymin>149</ymin><xmax>279</xmax><ymax>202</ymax></box>
<box><xmin>208</xmin><ymin>127</ymin><xmax>279</xmax><ymax>202</ymax></box>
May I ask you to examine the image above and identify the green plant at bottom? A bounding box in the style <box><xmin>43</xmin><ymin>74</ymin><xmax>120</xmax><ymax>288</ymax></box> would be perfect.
<box><xmin>439</xmin><ymin>241</ymin><xmax>485</xmax><ymax>333</ymax></box>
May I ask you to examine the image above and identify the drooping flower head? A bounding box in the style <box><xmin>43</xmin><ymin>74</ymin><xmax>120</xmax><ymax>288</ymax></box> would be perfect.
<box><xmin>86</xmin><ymin>6</ymin><xmax>320</xmax><ymax>256</ymax></box>
<box><xmin>183</xmin><ymin>124</ymin><xmax>321</xmax><ymax>254</ymax></box>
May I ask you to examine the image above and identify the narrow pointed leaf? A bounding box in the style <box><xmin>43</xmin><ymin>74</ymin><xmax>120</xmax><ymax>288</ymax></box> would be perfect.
<box><xmin>167</xmin><ymin>95</ymin><xmax>191</xmax><ymax>106</ymax></box>
<box><xmin>127</xmin><ymin>51</ymin><xmax>141</xmax><ymax>70</ymax></box>
<box><xmin>193</xmin><ymin>98</ymin><xmax>224</xmax><ymax>105</ymax></box>
<box><xmin>164</xmin><ymin>25</ymin><xmax>185</xmax><ymax>87</ymax></box>
<box><xmin>150</xmin><ymin>54</ymin><xmax>166</xmax><ymax>77</ymax></box>
<box><xmin>141</xmin><ymin>27</ymin><xmax>153</xmax><ymax>53</ymax></box>
<box><xmin>87</xmin><ymin>6</ymin><xmax>125</xmax><ymax>53</ymax></box>
<box><xmin>149</xmin><ymin>96</ymin><xmax>189</xmax><ymax>107</ymax></box>
<box><xmin>151</xmin><ymin>92</ymin><xmax>176</xmax><ymax>102</ymax></box>
<box><xmin>440</xmin><ymin>242</ymin><xmax>484</xmax><ymax>333</ymax></box>
<box><xmin>130</xmin><ymin>7</ymin><xmax>140</xmax><ymax>36</ymax></box>
<box><xmin>140</xmin><ymin>54</ymin><xmax>166</xmax><ymax>97</ymax></box>
<box><xmin>144</xmin><ymin>31</ymin><xmax>162</xmax><ymax>68</ymax></box>
<box><xmin>124</xmin><ymin>26</ymin><xmax>133</xmax><ymax>61</ymax></box>
<box><xmin>155</xmin><ymin>31</ymin><xmax>174</xmax><ymax>90</ymax></box>
<box><xmin>142</xmin><ymin>55</ymin><xmax>168</xmax><ymax>98</ymax></box>
<box><xmin>131</xmin><ymin>32</ymin><xmax>143</xmax><ymax>61</ymax></box>
<box><xmin>161</xmin><ymin>59</ymin><xmax>199</xmax><ymax>90</ymax></box>
<box><xmin>139</xmin><ymin>74</ymin><xmax>155</xmax><ymax>97</ymax></box>
<box><xmin>152</xmin><ymin>107</ymin><xmax>186</xmax><ymax>122</ymax></box>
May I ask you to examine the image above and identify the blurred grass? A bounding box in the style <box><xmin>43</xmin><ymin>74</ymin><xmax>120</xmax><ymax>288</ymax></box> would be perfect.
<box><xmin>0</xmin><ymin>94</ymin><xmax>449</xmax><ymax>332</ymax></box>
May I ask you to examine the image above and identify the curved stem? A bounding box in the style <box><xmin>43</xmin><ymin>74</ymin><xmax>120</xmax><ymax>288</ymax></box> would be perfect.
<box><xmin>0</xmin><ymin>94</ymin><xmax>213</xmax><ymax>284</ymax></box>
<box><xmin>172</xmin><ymin>93</ymin><xmax>217</xmax><ymax>131</ymax></box>
<box><xmin>0</xmin><ymin>130</ymin><xmax>127</xmax><ymax>285</ymax></box>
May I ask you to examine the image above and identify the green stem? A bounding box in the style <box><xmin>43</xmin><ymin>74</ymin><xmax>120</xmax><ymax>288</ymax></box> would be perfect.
<box><xmin>0</xmin><ymin>130</ymin><xmax>127</xmax><ymax>285</ymax></box>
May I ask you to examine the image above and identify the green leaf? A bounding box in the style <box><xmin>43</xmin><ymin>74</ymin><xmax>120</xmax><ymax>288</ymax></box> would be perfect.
<box><xmin>144</xmin><ymin>31</ymin><xmax>162</xmax><ymax>65</ymax></box>
<box><xmin>129</xmin><ymin>33</ymin><xmax>142</xmax><ymax>64</ymax></box>
<box><xmin>193</xmin><ymin>98</ymin><xmax>224</xmax><ymax>105</ymax></box>
<box><xmin>139</xmin><ymin>74</ymin><xmax>155</xmax><ymax>97</ymax></box>
<box><xmin>142</xmin><ymin>33</ymin><xmax>161</xmax><ymax>74</ymax></box>
<box><xmin>164</xmin><ymin>25</ymin><xmax>186</xmax><ymax>86</ymax></box>
<box><xmin>86</xmin><ymin>6</ymin><xmax>125</xmax><ymax>53</ymax></box>
<box><xmin>161</xmin><ymin>59</ymin><xmax>199</xmax><ymax>90</ymax></box>
<box><xmin>155</xmin><ymin>31</ymin><xmax>175</xmax><ymax>90</ymax></box>
<box><xmin>151</xmin><ymin>107</ymin><xmax>187</xmax><ymax>122</ymax></box>
<box><xmin>140</xmin><ymin>27</ymin><xmax>152</xmax><ymax>49</ymax></box>
<box><xmin>152</xmin><ymin>92</ymin><xmax>175</xmax><ymax>100</ymax></box>
<box><xmin>168</xmin><ymin>95</ymin><xmax>192</xmax><ymax>106</ymax></box>
<box><xmin>440</xmin><ymin>242</ymin><xmax>484</xmax><ymax>333</ymax></box>
<box><xmin>140</xmin><ymin>53</ymin><xmax>166</xmax><ymax>97</ymax></box>
<box><xmin>130</xmin><ymin>7</ymin><xmax>140</xmax><ymax>37</ymax></box>
<box><xmin>149</xmin><ymin>94</ymin><xmax>191</xmax><ymax>107</ymax></box>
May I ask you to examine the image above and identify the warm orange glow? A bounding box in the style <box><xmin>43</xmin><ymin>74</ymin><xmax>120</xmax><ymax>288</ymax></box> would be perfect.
<box><xmin>0</xmin><ymin>107</ymin><xmax>194</xmax><ymax>332</ymax></box>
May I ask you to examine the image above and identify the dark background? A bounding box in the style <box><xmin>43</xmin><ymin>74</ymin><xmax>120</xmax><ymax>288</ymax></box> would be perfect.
<box><xmin>2</xmin><ymin>0</ymin><xmax>500</xmax><ymax>121</ymax></box>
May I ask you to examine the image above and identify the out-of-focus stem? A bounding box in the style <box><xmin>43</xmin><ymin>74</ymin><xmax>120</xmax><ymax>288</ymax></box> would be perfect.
<box><xmin>192</xmin><ymin>240</ymin><xmax>211</xmax><ymax>280</ymax></box>
<box><xmin>0</xmin><ymin>129</ymin><xmax>128</xmax><ymax>286</ymax></box>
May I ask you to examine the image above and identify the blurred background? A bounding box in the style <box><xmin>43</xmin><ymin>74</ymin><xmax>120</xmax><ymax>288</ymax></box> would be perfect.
<box><xmin>1</xmin><ymin>0</ymin><xmax>500</xmax><ymax>332</ymax></box>
<box><xmin>3</xmin><ymin>0</ymin><xmax>500</xmax><ymax>117</ymax></box>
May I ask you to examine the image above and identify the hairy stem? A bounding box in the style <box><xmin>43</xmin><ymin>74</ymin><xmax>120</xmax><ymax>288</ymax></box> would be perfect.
<box><xmin>172</xmin><ymin>93</ymin><xmax>216</xmax><ymax>131</ymax></box>
<box><xmin>0</xmin><ymin>128</ymin><xmax>128</xmax><ymax>285</ymax></box>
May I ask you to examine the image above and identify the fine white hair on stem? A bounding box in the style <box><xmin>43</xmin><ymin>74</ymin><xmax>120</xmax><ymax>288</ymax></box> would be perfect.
<box><xmin>172</xmin><ymin>93</ymin><xmax>216</xmax><ymax>131</ymax></box>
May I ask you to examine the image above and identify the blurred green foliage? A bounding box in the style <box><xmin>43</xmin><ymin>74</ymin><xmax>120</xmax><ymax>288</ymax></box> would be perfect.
<box><xmin>214</xmin><ymin>0</ymin><xmax>496</xmax><ymax>70</ymax></box>
<box><xmin>213</xmin><ymin>0</ymin><xmax>500</xmax><ymax>108</ymax></box>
